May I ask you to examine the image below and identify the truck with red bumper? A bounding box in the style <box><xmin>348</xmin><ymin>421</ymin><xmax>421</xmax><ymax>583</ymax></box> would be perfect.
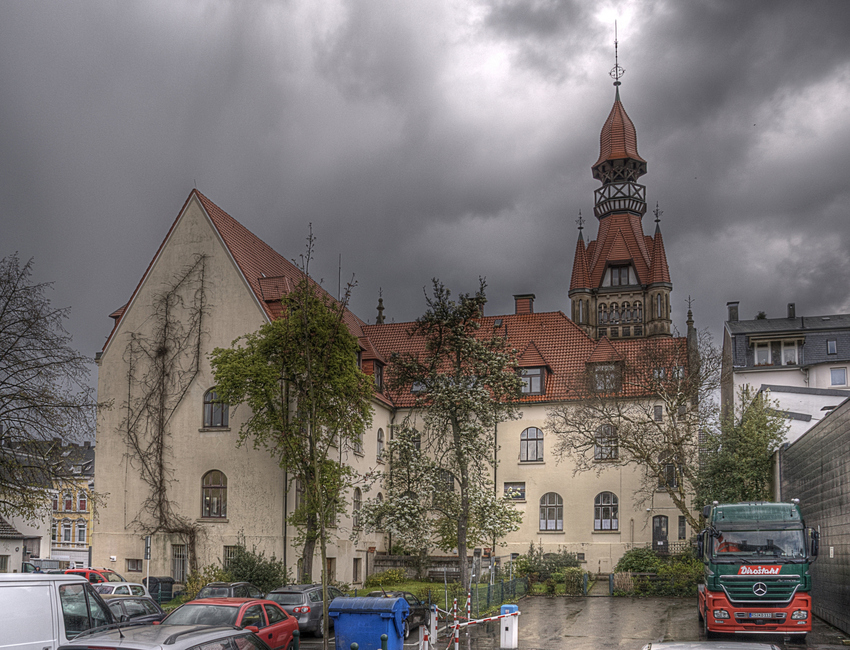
<box><xmin>697</xmin><ymin>501</ymin><xmax>818</xmax><ymax>640</ymax></box>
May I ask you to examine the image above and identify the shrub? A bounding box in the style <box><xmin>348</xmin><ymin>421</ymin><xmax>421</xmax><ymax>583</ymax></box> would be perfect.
<box><xmin>225</xmin><ymin>545</ymin><xmax>290</xmax><ymax>594</ymax></box>
<box><xmin>185</xmin><ymin>564</ymin><xmax>231</xmax><ymax>600</ymax></box>
<box><xmin>543</xmin><ymin>577</ymin><xmax>557</xmax><ymax>595</ymax></box>
<box><xmin>614</xmin><ymin>547</ymin><xmax>663</xmax><ymax>573</ymax></box>
<box><xmin>563</xmin><ymin>568</ymin><xmax>585</xmax><ymax>596</ymax></box>
<box><xmin>514</xmin><ymin>542</ymin><xmax>580</xmax><ymax>583</ymax></box>
<box><xmin>364</xmin><ymin>568</ymin><xmax>406</xmax><ymax>589</ymax></box>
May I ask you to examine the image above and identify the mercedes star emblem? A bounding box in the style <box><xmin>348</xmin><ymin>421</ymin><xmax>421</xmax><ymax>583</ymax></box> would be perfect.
<box><xmin>753</xmin><ymin>582</ymin><xmax>768</xmax><ymax>596</ymax></box>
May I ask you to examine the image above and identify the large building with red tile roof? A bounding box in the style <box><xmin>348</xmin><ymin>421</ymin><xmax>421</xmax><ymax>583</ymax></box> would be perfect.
<box><xmin>92</xmin><ymin>79</ymin><xmax>695</xmax><ymax>584</ymax></box>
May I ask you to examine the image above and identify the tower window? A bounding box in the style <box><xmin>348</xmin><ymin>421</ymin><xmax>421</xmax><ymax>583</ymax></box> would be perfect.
<box><xmin>610</xmin><ymin>266</ymin><xmax>630</xmax><ymax>286</ymax></box>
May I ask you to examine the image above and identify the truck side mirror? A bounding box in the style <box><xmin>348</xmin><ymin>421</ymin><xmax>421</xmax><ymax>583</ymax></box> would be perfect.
<box><xmin>809</xmin><ymin>528</ymin><xmax>819</xmax><ymax>558</ymax></box>
<box><xmin>702</xmin><ymin>505</ymin><xmax>711</xmax><ymax>519</ymax></box>
<box><xmin>697</xmin><ymin>532</ymin><xmax>704</xmax><ymax>558</ymax></box>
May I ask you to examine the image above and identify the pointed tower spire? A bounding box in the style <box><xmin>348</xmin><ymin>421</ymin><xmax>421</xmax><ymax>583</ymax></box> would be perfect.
<box><xmin>591</xmin><ymin>30</ymin><xmax>647</xmax><ymax>220</ymax></box>
<box><xmin>648</xmin><ymin>204</ymin><xmax>671</xmax><ymax>285</ymax></box>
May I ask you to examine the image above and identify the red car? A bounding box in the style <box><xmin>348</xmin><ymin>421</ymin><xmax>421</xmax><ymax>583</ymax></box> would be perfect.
<box><xmin>160</xmin><ymin>598</ymin><xmax>297</xmax><ymax>650</ymax></box>
<box><xmin>65</xmin><ymin>567</ymin><xmax>126</xmax><ymax>584</ymax></box>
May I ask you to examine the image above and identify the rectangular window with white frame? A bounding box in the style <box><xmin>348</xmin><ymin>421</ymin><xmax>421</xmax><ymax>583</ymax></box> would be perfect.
<box><xmin>831</xmin><ymin>367</ymin><xmax>847</xmax><ymax>386</ymax></box>
<box><xmin>754</xmin><ymin>342</ymin><xmax>770</xmax><ymax>366</ymax></box>
<box><xmin>827</xmin><ymin>340</ymin><xmax>837</xmax><ymax>355</ymax></box>
<box><xmin>781</xmin><ymin>341</ymin><xmax>798</xmax><ymax>365</ymax></box>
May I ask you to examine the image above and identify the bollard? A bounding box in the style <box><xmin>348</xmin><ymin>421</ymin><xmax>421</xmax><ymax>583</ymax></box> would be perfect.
<box><xmin>292</xmin><ymin>629</ymin><xmax>300</xmax><ymax>650</ymax></box>
<box><xmin>350</xmin><ymin>644</ymin><xmax>358</xmax><ymax>650</ymax></box>
<box><xmin>381</xmin><ymin>633</ymin><xmax>388</xmax><ymax>650</ymax></box>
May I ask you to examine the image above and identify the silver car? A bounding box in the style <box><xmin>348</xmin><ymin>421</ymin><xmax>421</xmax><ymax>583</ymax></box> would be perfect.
<box><xmin>58</xmin><ymin>624</ymin><xmax>270</xmax><ymax>650</ymax></box>
<box><xmin>265</xmin><ymin>584</ymin><xmax>345</xmax><ymax>637</ymax></box>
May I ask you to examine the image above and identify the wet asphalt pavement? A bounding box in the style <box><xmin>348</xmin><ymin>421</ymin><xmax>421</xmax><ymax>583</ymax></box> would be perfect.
<box><xmin>299</xmin><ymin>596</ymin><xmax>850</xmax><ymax>650</ymax></box>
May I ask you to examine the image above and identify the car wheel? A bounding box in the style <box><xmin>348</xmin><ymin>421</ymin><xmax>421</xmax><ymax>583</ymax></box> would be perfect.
<box><xmin>314</xmin><ymin>616</ymin><xmax>324</xmax><ymax>638</ymax></box>
<box><xmin>404</xmin><ymin>619</ymin><xmax>410</xmax><ymax>639</ymax></box>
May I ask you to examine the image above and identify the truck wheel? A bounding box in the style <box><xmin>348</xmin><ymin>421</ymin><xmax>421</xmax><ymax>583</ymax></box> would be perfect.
<box><xmin>697</xmin><ymin>605</ymin><xmax>703</xmax><ymax>622</ymax></box>
<box><xmin>702</xmin><ymin>609</ymin><xmax>715</xmax><ymax>639</ymax></box>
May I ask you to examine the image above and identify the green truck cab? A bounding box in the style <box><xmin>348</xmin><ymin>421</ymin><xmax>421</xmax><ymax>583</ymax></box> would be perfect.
<box><xmin>697</xmin><ymin>500</ymin><xmax>818</xmax><ymax>639</ymax></box>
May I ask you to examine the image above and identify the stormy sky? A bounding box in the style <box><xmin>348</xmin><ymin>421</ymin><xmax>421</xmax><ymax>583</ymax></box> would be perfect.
<box><xmin>3</xmin><ymin>0</ymin><xmax>850</xmax><ymax>384</ymax></box>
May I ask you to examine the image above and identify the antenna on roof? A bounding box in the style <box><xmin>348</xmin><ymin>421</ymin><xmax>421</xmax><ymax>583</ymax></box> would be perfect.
<box><xmin>653</xmin><ymin>202</ymin><xmax>663</xmax><ymax>225</ymax></box>
<box><xmin>576</xmin><ymin>210</ymin><xmax>584</xmax><ymax>232</ymax></box>
<box><xmin>610</xmin><ymin>21</ymin><xmax>624</xmax><ymax>87</ymax></box>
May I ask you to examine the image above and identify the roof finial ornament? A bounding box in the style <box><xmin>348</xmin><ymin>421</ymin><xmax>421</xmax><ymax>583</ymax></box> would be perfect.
<box><xmin>609</xmin><ymin>21</ymin><xmax>624</xmax><ymax>87</ymax></box>
<box><xmin>576</xmin><ymin>210</ymin><xmax>584</xmax><ymax>232</ymax></box>
<box><xmin>376</xmin><ymin>288</ymin><xmax>385</xmax><ymax>325</ymax></box>
<box><xmin>653</xmin><ymin>202</ymin><xmax>663</xmax><ymax>224</ymax></box>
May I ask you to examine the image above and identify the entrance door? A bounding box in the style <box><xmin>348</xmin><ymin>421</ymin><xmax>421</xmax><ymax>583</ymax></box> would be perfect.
<box><xmin>653</xmin><ymin>515</ymin><xmax>669</xmax><ymax>555</ymax></box>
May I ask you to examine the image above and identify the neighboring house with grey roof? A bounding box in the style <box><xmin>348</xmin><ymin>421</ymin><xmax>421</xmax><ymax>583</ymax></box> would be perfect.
<box><xmin>0</xmin><ymin>516</ymin><xmax>25</xmax><ymax>572</ymax></box>
<box><xmin>721</xmin><ymin>301</ymin><xmax>850</xmax><ymax>442</ymax></box>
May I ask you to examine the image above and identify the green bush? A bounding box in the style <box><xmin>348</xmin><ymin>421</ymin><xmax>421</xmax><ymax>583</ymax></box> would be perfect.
<box><xmin>364</xmin><ymin>568</ymin><xmax>407</xmax><ymax>588</ymax></box>
<box><xmin>225</xmin><ymin>545</ymin><xmax>290</xmax><ymax>594</ymax></box>
<box><xmin>613</xmin><ymin>548</ymin><xmax>702</xmax><ymax>596</ymax></box>
<box><xmin>514</xmin><ymin>542</ymin><xmax>580</xmax><ymax>583</ymax></box>
<box><xmin>185</xmin><ymin>564</ymin><xmax>231</xmax><ymax>600</ymax></box>
<box><xmin>614</xmin><ymin>547</ymin><xmax>663</xmax><ymax>573</ymax></box>
<box><xmin>563</xmin><ymin>567</ymin><xmax>585</xmax><ymax>596</ymax></box>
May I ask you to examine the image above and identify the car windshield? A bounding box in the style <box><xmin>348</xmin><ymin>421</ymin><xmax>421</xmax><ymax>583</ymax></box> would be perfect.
<box><xmin>101</xmin><ymin>570</ymin><xmax>125</xmax><ymax>582</ymax></box>
<box><xmin>267</xmin><ymin>593</ymin><xmax>304</xmax><ymax>605</ymax></box>
<box><xmin>197</xmin><ymin>586</ymin><xmax>233</xmax><ymax>598</ymax></box>
<box><xmin>164</xmin><ymin>604</ymin><xmax>240</xmax><ymax>626</ymax></box>
<box><xmin>712</xmin><ymin>529</ymin><xmax>806</xmax><ymax>558</ymax></box>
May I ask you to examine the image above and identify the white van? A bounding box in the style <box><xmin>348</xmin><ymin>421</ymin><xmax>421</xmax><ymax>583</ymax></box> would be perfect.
<box><xmin>0</xmin><ymin>573</ymin><xmax>116</xmax><ymax>649</ymax></box>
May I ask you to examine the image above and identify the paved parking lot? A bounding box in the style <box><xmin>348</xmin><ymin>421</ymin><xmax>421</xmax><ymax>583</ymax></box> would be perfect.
<box><xmin>298</xmin><ymin>597</ymin><xmax>850</xmax><ymax>650</ymax></box>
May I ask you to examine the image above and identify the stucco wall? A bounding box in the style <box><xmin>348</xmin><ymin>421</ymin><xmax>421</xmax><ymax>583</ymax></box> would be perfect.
<box><xmin>780</xmin><ymin>397</ymin><xmax>850</xmax><ymax>636</ymax></box>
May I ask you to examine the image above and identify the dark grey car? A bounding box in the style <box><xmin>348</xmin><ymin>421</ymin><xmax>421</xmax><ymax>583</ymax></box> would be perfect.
<box><xmin>102</xmin><ymin>594</ymin><xmax>166</xmax><ymax>623</ymax></box>
<box><xmin>265</xmin><ymin>584</ymin><xmax>345</xmax><ymax>637</ymax></box>
<box><xmin>195</xmin><ymin>581</ymin><xmax>263</xmax><ymax>600</ymax></box>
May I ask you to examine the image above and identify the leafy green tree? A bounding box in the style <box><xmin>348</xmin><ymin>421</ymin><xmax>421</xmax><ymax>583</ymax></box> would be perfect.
<box><xmin>696</xmin><ymin>385</ymin><xmax>787</xmax><ymax>506</ymax></box>
<box><xmin>210</xmin><ymin>235</ymin><xmax>372</xmax><ymax>645</ymax></box>
<box><xmin>224</xmin><ymin>543</ymin><xmax>291</xmax><ymax>594</ymax></box>
<box><xmin>385</xmin><ymin>279</ymin><xmax>523</xmax><ymax>588</ymax></box>
<box><xmin>0</xmin><ymin>254</ymin><xmax>99</xmax><ymax>521</ymax></box>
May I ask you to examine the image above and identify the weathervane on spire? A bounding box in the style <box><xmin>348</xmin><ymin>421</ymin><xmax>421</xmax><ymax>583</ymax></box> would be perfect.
<box><xmin>653</xmin><ymin>202</ymin><xmax>663</xmax><ymax>224</ymax></box>
<box><xmin>576</xmin><ymin>210</ymin><xmax>584</xmax><ymax>232</ymax></box>
<box><xmin>609</xmin><ymin>21</ymin><xmax>624</xmax><ymax>86</ymax></box>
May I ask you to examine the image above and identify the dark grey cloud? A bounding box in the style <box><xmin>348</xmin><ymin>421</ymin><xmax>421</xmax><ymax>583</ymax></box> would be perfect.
<box><xmin>2</xmin><ymin>0</ymin><xmax>850</xmax><ymax>389</ymax></box>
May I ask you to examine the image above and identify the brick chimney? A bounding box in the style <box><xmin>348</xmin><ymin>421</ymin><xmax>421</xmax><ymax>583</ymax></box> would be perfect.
<box><xmin>514</xmin><ymin>294</ymin><xmax>535</xmax><ymax>315</ymax></box>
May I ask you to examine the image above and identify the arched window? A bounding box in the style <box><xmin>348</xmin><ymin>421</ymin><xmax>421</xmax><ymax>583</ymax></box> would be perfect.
<box><xmin>594</xmin><ymin>425</ymin><xmax>618</xmax><ymax>460</ymax></box>
<box><xmin>76</xmin><ymin>520</ymin><xmax>87</xmax><ymax>544</ymax></box>
<box><xmin>52</xmin><ymin>494</ymin><xmax>58</xmax><ymax>511</ymax></box>
<box><xmin>599</xmin><ymin>303</ymin><xmax>608</xmax><ymax>324</ymax></box>
<box><xmin>539</xmin><ymin>492</ymin><xmax>563</xmax><ymax>531</ymax></box>
<box><xmin>656</xmin><ymin>294</ymin><xmax>663</xmax><ymax>319</ymax></box>
<box><xmin>64</xmin><ymin>493</ymin><xmax>73</xmax><ymax>511</ymax></box>
<box><xmin>62</xmin><ymin>519</ymin><xmax>72</xmax><ymax>542</ymax></box>
<box><xmin>634</xmin><ymin>302</ymin><xmax>642</xmax><ymax>323</ymax></box>
<box><xmin>78</xmin><ymin>491</ymin><xmax>87</xmax><ymax>512</ymax></box>
<box><xmin>520</xmin><ymin>427</ymin><xmax>544</xmax><ymax>462</ymax></box>
<box><xmin>353</xmin><ymin>488</ymin><xmax>362</xmax><ymax>529</ymax></box>
<box><xmin>201</xmin><ymin>470</ymin><xmax>227</xmax><ymax>518</ymax></box>
<box><xmin>594</xmin><ymin>492</ymin><xmax>618</xmax><ymax>531</ymax></box>
<box><xmin>622</xmin><ymin>302</ymin><xmax>631</xmax><ymax>322</ymax></box>
<box><xmin>51</xmin><ymin>520</ymin><xmax>58</xmax><ymax>542</ymax></box>
<box><xmin>376</xmin><ymin>428</ymin><xmax>384</xmax><ymax>461</ymax></box>
<box><xmin>203</xmin><ymin>388</ymin><xmax>229</xmax><ymax>428</ymax></box>
<box><xmin>611</xmin><ymin>303</ymin><xmax>620</xmax><ymax>323</ymax></box>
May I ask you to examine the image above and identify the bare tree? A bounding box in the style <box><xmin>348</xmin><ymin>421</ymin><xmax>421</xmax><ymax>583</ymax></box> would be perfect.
<box><xmin>545</xmin><ymin>325</ymin><xmax>720</xmax><ymax>531</ymax></box>
<box><xmin>0</xmin><ymin>254</ymin><xmax>98</xmax><ymax>521</ymax></box>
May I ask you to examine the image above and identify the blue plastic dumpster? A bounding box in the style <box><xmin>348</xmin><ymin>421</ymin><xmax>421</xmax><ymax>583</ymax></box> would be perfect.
<box><xmin>329</xmin><ymin>596</ymin><xmax>410</xmax><ymax>650</ymax></box>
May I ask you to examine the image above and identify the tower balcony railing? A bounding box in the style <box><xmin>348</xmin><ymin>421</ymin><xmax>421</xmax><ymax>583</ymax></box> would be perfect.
<box><xmin>594</xmin><ymin>182</ymin><xmax>646</xmax><ymax>217</ymax></box>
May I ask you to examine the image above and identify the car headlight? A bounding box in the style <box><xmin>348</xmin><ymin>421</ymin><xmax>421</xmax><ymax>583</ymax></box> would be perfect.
<box><xmin>712</xmin><ymin>609</ymin><xmax>730</xmax><ymax>619</ymax></box>
<box><xmin>791</xmin><ymin>610</ymin><xmax>808</xmax><ymax>620</ymax></box>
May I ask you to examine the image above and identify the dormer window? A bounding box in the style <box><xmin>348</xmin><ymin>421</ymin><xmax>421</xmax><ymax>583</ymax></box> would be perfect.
<box><xmin>520</xmin><ymin>367</ymin><xmax>545</xmax><ymax>395</ymax></box>
<box><xmin>592</xmin><ymin>363</ymin><xmax>620</xmax><ymax>392</ymax></box>
<box><xmin>373</xmin><ymin>362</ymin><xmax>383</xmax><ymax>391</ymax></box>
<box><xmin>609</xmin><ymin>265</ymin><xmax>631</xmax><ymax>286</ymax></box>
